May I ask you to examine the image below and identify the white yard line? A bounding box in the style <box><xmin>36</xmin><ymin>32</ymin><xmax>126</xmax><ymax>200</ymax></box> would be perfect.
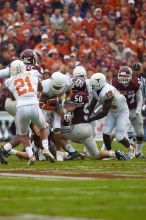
<box><xmin>0</xmin><ymin>214</ymin><xmax>100</xmax><ymax>220</ymax></box>
<box><xmin>0</xmin><ymin>172</ymin><xmax>94</xmax><ymax>180</ymax></box>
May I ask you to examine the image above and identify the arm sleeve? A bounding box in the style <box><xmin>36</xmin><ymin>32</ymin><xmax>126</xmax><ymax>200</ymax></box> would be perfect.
<box><xmin>0</xmin><ymin>68</ymin><xmax>10</xmax><ymax>78</ymax></box>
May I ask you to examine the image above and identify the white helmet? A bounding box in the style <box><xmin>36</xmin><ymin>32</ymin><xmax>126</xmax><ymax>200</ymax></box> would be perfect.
<box><xmin>73</xmin><ymin>66</ymin><xmax>87</xmax><ymax>78</ymax></box>
<box><xmin>10</xmin><ymin>60</ymin><xmax>26</xmax><ymax>76</ymax></box>
<box><xmin>90</xmin><ymin>73</ymin><xmax>106</xmax><ymax>91</ymax></box>
<box><xmin>50</xmin><ymin>71</ymin><xmax>65</xmax><ymax>94</ymax></box>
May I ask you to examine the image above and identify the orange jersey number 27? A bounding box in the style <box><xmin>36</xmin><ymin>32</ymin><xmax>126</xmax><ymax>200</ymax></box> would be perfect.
<box><xmin>14</xmin><ymin>75</ymin><xmax>34</xmax><ymax>96</ymax></box>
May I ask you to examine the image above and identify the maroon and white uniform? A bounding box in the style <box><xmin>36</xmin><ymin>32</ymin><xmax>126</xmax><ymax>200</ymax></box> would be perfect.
<box><xmin>112</xmin><ymin>77</ymin><xmax>144</xmax><ymax>137</ymax></box>
<box><xmin>61</xmin><ymin>77</ymin><xmax>99</xmax><ymax>158</ymax></box>
<box><xmin>71</xmin><ymin>91</ymin><xmax>89</xmax><ymax>124</ymax></box>
<box><xmin>112</xmin><ymin>77</ymin><xmax>141</xmax><ymax>110</ymax></box>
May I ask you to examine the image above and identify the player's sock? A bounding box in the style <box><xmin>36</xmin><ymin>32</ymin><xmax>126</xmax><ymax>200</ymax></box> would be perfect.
<box><xmin>109</xmin><ymin>151</ymin><xmax>116</xmax><ymax>158</ymax></box>
<box><xmin>25</xmin><ymin>146</ymin><xmax>34</xmax><ymax>158</ymax></box>
<box><xmin>136</xmin><ymin>143</ymin><xmax>143</xmax><ymax>154</ymax></box>
<box><xmin>42</xmin><ymin>139</ymin><xmax>49</xmax><ymax>150</ymax></box>
<box><xmin>3</xmin><ymin>143</ymin><xmax>12</xmax><ymax>152</ymax></box>
<box><xmin>8</xmin><ymin>149</ymin><xmax>17</xmax><ymax>155</ymax></box>
<box><xmin>101</xmin><ymin>143</ymin><xmax>107</xmax><ymax>151</ymax></box>
<box><xmin>64</xmin><ymin>144</ymin><xmax>75</xmax><ymax>153</ymax></box>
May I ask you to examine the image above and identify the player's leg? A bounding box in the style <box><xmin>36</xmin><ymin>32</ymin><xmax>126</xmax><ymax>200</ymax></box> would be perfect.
<box><xmin>131</xmin><ymin>115</ymin><xmax>145</xmax><ymax>158</ymax></box>
<box><xmin>126</xmin><ymin>120</ymin><xmax>135</xmax><ymax>146</ymax></box>
<box><xmin>102</xmin><ymin>112</ymin><xmax>116</xmax><ymax>150</ymax></box>
<box><xmin>115</xmin><ymin>110</ymin><xmax>135</xmax><ymax>159</ymax></box>
<box><xmin>16</xmin><ymin>106</ymin><xmax>35</xmax><ymax>165</ymax></box>
<box><xmin>31</xmin><ymin>105</ymin><xmax>55</xmax><ymax>162</ymax></box>
<box><xmin>51</xmin><ymin>112</ymin><xmax>64</xmax><ymax>161</ymax></box>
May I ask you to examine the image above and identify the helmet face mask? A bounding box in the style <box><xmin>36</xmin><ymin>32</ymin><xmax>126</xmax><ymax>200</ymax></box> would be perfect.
<box><xmin>118</xmin><ymin>66</ymin><xmax>132</xmax><ymax>85</ymax></box>
<box><xmin>90</xmin><ymin>73</ymin><xmax>106</xmax><ymax>91</ymax></box>
<box><xmin>20</xmin><ymin>49</ymin><xmax>37</xmax><ymax>65</ymax></box>
<box><xmin>73</xmin><ymin>66</ymin><xmax>87</xmax><ymax>78</ymax></box>
<box><xmin>50</xmin><ymin>71</ymin><xmax>65</xmax><ymax>94</ymax></box>
<box><xmin>10</xmin><ymin>60</ymin><xmax>26</xmax><ymax>76</ymax></box>
<box><xmin>72</xmin><ymin>77</ymin><xmax>86</xmax><ymax>91</ymax></box>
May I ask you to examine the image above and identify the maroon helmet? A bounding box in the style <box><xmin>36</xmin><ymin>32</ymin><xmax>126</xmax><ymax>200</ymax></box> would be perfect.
<box><xmin>20</xmin><ymin>49</ymin><xmax>37</xmax><ymax>65</ymax></box>
<box><xmin>72</xmin><ymin>77</ymin><xmax>87</xmax><ymax>91</ymax></box>
<box><xmin>118</xmin><ymin>66</ymin><xmax>132</xmax><ymax>84</ymax></box>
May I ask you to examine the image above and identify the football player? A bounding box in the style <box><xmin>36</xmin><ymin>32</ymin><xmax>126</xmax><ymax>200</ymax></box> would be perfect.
<box><xmin>0</xmin><ymin>49</ymin><xmax>45</xmax><ymax>163</ymax></box>
<box><xmin>0</xmin><ymin>60</ymin><xmax>55</xmax><ymax>165</ymax></box>
<box><xmin>61</xmin><ymin>77</ymin><xmax>129</xmax><ymax>160</ymax></box>
<box><xmin>39</xmin><ymin>71</ymin><xmax>77</xmax><ymax>161</ymax></box>
<box><xmin>89</xmin><ymin>72</ymin><xmax>135</xmax><ymax>159</ymax></box>
<box><xmin>0</xmin><ymin>49</ymin><xmax>43</xmax><ymax>79</ymax></box>
<box><xmin>112</xmin><ymin>66</ymin><xmax>144</xmax><ymax>158</ymax></box>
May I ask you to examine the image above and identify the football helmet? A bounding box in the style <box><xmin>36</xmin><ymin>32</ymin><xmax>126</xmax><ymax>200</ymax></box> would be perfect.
<box><xmin>20</xmin><ymin>49</ymin><xmax>37</xmax><ymax>65</ymax></box>
<box><xmin>73</xmin><ymin>66</ymin><xmax>87</xmax><ymax>78</ymax></box>
<box><xmin>118</xmin><ymin>66</ymin><xmax>132</xmax><ymax>84</ymax></box>
<box><xmin>72</xmin><ymin>77</ymin><xmax>86</xmax><ymax>91</ymax></box>
<box><xmin>90</xmin><ymin>73</ymin><xmax>106</xmax><ymax>91</ymax></box>
<box><xmin>50</xmin><ymin>71</ymin><xmax>65</xmax><ymax>94</ymax></box>
<box><xmin>10</xmin><ymin>60</ymin><xmax>26</xmax><ymax>76</ymax></box>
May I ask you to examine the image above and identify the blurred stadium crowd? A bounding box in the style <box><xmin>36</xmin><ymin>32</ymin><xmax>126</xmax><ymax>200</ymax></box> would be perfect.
<box><xmin>0</xmin><ymin>0</ymin><xmax>146</xmax><ymax>140</ymax></box>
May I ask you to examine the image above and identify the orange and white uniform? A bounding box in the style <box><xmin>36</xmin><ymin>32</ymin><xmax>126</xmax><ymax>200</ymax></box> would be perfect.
<box><xmin>92</xmin><ymin>83</ymin><xmax>129</xmax><ymax>141</ymax></box>
<box><xmin>5</xmin><ymin>70</ymin><xmax>46</xmax><ymax>135</ymax></box>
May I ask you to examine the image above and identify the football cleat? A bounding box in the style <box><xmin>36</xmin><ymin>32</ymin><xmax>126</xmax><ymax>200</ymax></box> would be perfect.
<box><xmin>115</xmin><ymin>150</ymin><xmax>130</xmax><ymax>161</ymax></box>
<box><xmin>0</xmin><ymin>147</ymin><xmax>8</xmax><ymax>164</ymax></box>
<box><xmin>42</xmin><ymin>149</ymin><xmax>56</xmax><ymax>163</ymax></box>
<box><xmin>135</xmin><ymin>152</ymin><xmax>146</xmax><ymax>159</ymax></box>
<box><xmin>65</xmin><ymin>151</ymin><xmax>85</xmax><ymax>161</ymax></box>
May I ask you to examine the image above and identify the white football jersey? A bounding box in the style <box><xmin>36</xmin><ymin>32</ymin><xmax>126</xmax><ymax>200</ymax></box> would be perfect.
<box><xmin>5</xmin><ymin>70</ymin><xmax>39</xmax><ymax>108</ymax></box>
<box><xmin>0</xmin><ymin>64</ymin><xmax>42</xmax><ymax>79</ymax></box>
<box><xmin>92</xmin><ymin>83</ymin><xmax>127</xmax><ymax>112</ymax></box>
<box><xmin>42</xmin><ymin>75</ymin><xmax>72</xmax><ymax>97</ymax></box>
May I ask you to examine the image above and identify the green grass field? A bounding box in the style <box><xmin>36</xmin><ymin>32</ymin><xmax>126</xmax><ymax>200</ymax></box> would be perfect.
<box><xmin>0</xmin><ymin>141</ymin><xmax>146</xmax><ymax>220</ymax></box>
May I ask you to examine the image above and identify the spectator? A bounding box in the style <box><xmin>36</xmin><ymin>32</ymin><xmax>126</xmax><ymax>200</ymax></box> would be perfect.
<box><xmin>81</xmin><ymin>10</ymin><xmax>97</xmax><ymax>37</ymax></box>
<box><xmin>56</xmin><ymin>35</ymin><xmax>71</xmax><ymax>57</ymax></box>
<box><xmin>127</xmin><ymin>0</ymin><xmax>138</xmax><ymax>25</ymax></box>
<box><xmin>0</xmin><ymin>1</ymin><xmax>14</xmax><ymax>16</ymax></box>
<box><xmin>50</xmin><ymin>8</ymin><xmax>64</xmax><ymax>26</ymax></box>
<box><xmin>35</xmin><ymin>33</ymin><xmax>56</xmax><ymax>52</ymax></box>
<box><xmin>48</xmin><ymin>48</ymin><xmax>63</xmax><ymax>71</ymax></box>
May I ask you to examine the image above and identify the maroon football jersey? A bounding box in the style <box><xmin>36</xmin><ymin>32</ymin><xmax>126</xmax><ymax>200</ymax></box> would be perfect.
<box><xmin>71</xmin><ymin>90</ymin><xmax>89</xmax><ymax>124</ymax></box>
<box><xmin>112</xmin><ymin>77</ymin><xmax>141</xmax><ymax>109</ymax></box>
